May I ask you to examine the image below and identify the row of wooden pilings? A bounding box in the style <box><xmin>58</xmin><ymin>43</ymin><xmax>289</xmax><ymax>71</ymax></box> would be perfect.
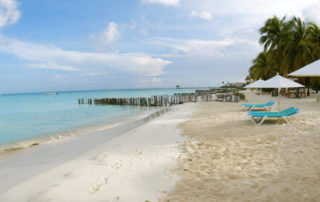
<box><xmin>78</xmin><ymin>98</ymin><xmax>92</xmax><ymax>104</ymax></box>
<box><xmin>78</xmin><ymin>91</ymin><xmax>239</xmax><ymax>106</ymax></box>
<box><xmin>78</xmin><ymin>93</ymin><xmax>201</xmax><ymax>106</ymax></box>
<box><xmin>93</xmin><ymin>95</ymin><xmax>171</xmax><ymax>106</ymax></box>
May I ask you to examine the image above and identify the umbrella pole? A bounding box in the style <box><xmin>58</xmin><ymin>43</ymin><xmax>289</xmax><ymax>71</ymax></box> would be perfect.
<box><xmin>278</xmin><ymin>88</ymin><xmax>280</xmax><ymax>124</ymax></box>
<box><xmin>278</xmin><ymin>88</ymin><xmax>280</xmax><ymax>112</ymax></box>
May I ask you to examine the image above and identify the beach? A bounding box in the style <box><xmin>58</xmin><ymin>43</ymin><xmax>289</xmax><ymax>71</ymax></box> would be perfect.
<box><xmin>163</xmin><ymin>92</ymin><xmax>320</xmax><ymax>201</ymax></box>
<box><xmin>1</xmin><ymin>92</ymin><xmax>320</xmax><ymax>201</ymax></box>
<box><xmin>2</xmin><ymin>0</ymin><xmax>320</xmax><ymax>201</ymax></box>
<box><xmin>0</xmin><ymin>103</ymin><xmax>197</xmax><ymax>202</ymax></box>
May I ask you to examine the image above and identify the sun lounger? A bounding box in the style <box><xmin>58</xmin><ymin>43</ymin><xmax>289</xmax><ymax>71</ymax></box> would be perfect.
<box><xmin>242</xmin><ymin>101</ymin><xmax>274</xmax><ymax>111</ymax></box>
<box><xmin>248</xmin><ymin>107</ymin><xmax>299</xmax><ymax>125</ymax></box>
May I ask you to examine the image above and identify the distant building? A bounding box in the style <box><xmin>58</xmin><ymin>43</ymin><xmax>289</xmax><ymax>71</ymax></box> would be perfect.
<box><xmin>224</xmin><ymin>82</ymin><xmax>246</xmax><ymax>87</ymax></box>
<box><xmin>231</xmin><ymin>82</ymin><xmax>246</xmax><ymax>87</ymax></box>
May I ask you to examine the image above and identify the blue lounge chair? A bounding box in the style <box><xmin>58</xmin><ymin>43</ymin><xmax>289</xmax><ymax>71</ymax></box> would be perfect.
<box><xmin>242</xmin><ymin>101</ymin><xmax>275</xmax><ymax>111</ymax></box>
<box><xmin>248</xmin><ymin>107</ymin><xmax>299</xmax><ymax>125</ymax></box>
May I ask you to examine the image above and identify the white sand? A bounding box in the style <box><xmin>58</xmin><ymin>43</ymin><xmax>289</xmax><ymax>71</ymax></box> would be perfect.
<box><xmin>0</xmin><ymin>103</ymin><xmax>197</xmax><ymax>202</ymax></box>
<box><xmin>162</xmin><ymin>91</ymin><xmax>320</xmax><ymax>201</ymax></box>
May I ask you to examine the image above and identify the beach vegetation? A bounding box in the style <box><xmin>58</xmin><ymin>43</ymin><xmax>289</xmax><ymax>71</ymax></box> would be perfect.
<box><xmin>220</xmin><ymin>85</ymin><xmax>246</xmax><ymax>91</ymax></box>
<box><xmin>248</xmin><ymin>16</ymin><xmax>320</xmax><ymax>84</ymax></box>
<box><xmin>239</xmin><ymin>92</ymin><xmax>246</xmax><ymax>100</ymax></box>
<box><xmin>234</xmin><ymin>91</ymin><xmax>246</xmax><ymax>100</ymax></box>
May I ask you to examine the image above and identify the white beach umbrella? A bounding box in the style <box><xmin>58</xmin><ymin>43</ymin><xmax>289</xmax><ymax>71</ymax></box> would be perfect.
<box><xmin>262</xmin><ymin>73</ymin><xmax>304</xmax><ymax>89</ymax></box>
<box><xmin>244</xmin><ymin>79</ymin><xmax>266</xmax><ymax>88</ymax></box>
<box><xmin>262</xmin><ymin>73</ymin><xmax>304</xmax><ymax>111</ymax></box>
<box><xmin>244</xmin><ymin>79</ymin><xmax>266</xmax><ymax>95</ymax></box>
<box><xmin>289</xmin><ymin>59</ymin><xmax>320</xmax><ymax>77</ymax></box>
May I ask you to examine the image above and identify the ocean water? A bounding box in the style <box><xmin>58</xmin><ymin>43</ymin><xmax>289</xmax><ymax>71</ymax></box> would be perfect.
<box><xmin>0</xmin><ymin>88</ymin><xmax>202</xmax><ymax>147</ymax></box>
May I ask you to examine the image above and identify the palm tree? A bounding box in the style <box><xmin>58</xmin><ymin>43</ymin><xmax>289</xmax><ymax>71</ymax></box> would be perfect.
<box><xmin>249</xmin><ymin>51</ymin><xmax>277</xmax><ymax>80</ymax></box>
<box><xmin>249</xmin><ymin>16</ymin><xmax>320</xmax><ymax>84</ymax></box>
<box><xmin>306</xmin><ymin>23</ymin><xmax>320</xmax><ymax>61</ymax></box>
<box><xmin>259</xmin><ymin>16</ymin><xmax>290</xmax><ymax>75</ymax></box>
<box><xmin>284</xmin><ymin>17</ymin><xmax>311</xmax><ymax>75</ymax></box>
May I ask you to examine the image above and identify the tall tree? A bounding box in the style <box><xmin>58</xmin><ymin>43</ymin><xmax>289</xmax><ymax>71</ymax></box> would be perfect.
<box><xmin>306</xmin><ymin>23</ymin><xmax>320</xmax><ymax>60</ymax></box>
<box><xmin>259</xmin><ymin>16</ymin><xmax>290</xmax><ymax>75</ymax></box>
<box><xmin>284</xmin><ymin>17</ymin><xmax>310</xmax><ymax>75</ymax></box>
<box><xmin>249</xmin><ymin>51</ymin><xmax>276</xmax><ymax>80</ymax></box>
<box><xmin>248</xmin><ymin>16</ymin><xmax>320</xmax><ymax>81</ymax></box>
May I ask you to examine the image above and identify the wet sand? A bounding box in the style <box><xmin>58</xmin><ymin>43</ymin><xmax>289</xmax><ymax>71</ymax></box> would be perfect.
<box><xmin>0</xmin><ymin>103</ymin><xmax>196</xmax><ymax>202</ymax></box>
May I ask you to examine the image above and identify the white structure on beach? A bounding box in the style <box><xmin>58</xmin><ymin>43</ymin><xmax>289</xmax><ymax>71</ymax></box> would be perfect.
<box><xmin>289</xmin><ymin>59</ymin><xmax>320</xmax><ymax>77</ymax></box>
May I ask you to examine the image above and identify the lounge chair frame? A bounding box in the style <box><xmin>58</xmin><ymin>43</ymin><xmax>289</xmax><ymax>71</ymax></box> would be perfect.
<box><xmin>248</xmin><ymin>108</ymin><xmax>299</xmax><ymax>126</ymax></box>
<box><xmin>242</xmin><ymin>101</ymin><xmax>275</xmax><ymax>111</ymax></box>
<box><xmin>244</xmin><ymin>105</ymin><xmax>273</xmax><ymax>111</ymax></box>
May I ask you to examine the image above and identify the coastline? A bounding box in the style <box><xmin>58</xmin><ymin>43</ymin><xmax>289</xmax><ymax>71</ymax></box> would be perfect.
<box><xmin>2</xmin><ymin>92</ymin><xmax>320</xmax><ymax>201</ymax></box>
<box><xmin>0</xmin><ymin>88</ymin><xmax>202</xmax><ymax>149</ymax></box>
<box><xmin>0</xmin><ymin>106</ymin><xmax>170</xmax><ymax>155</ymax></box>
<box><xmin>0</xmin><ymin>103</ymin><xmax>196</xmax><ymax>201</ymax></box>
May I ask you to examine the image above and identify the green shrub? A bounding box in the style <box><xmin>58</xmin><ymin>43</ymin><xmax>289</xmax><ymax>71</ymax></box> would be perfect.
<box><xmin>239</xmin><ymin>93</ymin><xmax>246</xmax><ymax>100</ymax></box>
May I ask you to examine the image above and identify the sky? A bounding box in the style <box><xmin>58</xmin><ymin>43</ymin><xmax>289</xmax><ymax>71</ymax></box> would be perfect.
<box><xmin>0</xmin><ymin>0</ymin><xmax>320</xmax><ymax>93</ymax></box>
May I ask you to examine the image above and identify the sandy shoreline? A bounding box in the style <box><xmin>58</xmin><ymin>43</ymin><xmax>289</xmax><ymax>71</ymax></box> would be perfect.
<box><xmin>0</xmin><ymin>107</ymin><xmax>168</xmax><ymax>155</ymax></box>
<box><xmin>162</xmin><ymin>92</ymin><xmax>320</xmax><ymax>201</ymax></box>
<box><xmin>1</xmin><ymin>92</ymin><xmax>320</xmax><ymax>201</ymax></box>
<box><xmin>0</xmin><ymin>103</ymin><xmax>197</xmax><ymax>202</ymax></box>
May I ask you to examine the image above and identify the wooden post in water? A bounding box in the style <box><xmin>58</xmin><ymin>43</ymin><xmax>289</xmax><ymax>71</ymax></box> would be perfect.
<box><xmin>80</xmin><ymin>90</ymin><xmax>242</xmax><ymax>106</ymax></box>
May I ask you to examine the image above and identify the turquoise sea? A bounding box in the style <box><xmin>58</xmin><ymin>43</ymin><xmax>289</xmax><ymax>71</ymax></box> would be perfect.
<box><xmin>0</xmin><ymin>88</ymin><xmax>203</xmax><ymax>147</ymax></box>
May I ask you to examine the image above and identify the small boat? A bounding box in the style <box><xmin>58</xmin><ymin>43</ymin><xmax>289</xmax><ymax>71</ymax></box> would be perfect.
<box><xmin>176</xmin><ymin>84</ymin><xmax>181</xmax><ymax>89</ymax></box>
<box><xmin>44</xmin><ymin>92</ymin><xmax>58</xmax><ymax>95</ymax></box>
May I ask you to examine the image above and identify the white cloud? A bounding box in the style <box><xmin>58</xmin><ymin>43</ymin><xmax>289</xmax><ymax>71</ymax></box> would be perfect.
<box><xmin>27</xmin><ymin>63</ymin><xmax>80</xmax><ymax>71</ymax></box>
<box><xmin>302</xmin><ymin>3</ymin><xmax>320</xmax><ymax>23</ymax></box>
<box><xmin>146</xmin><ymin>37</ymin><xmax>259</xmax><ymax>58</ymax></box>
<box><xmin>190</xmin><ymin>11</ymin><xmax>213</xmax><ymax>20</ymax></box>
<box><xmin>152</xmin><ymin>77</ymin><xmax>161</xmax><ymax>83</ymax></box>
<box><xmin>184</xmin><ymin>0</ymin><xmax>320</xmax><ymax>27</ymax></box>
<box><xmin>135</xmin><ymin>77</ymin><xmax>162</xmax><ymax>88</ymax></box>
<box><xmin>176</xmin><ymin>0</ymin><xmax>320</xmax><ymax>61</ymax></box>
<box><xmin>185</xmin><ymin>0</ymin><xmax>316</xmax><ymax>17</ymax></box>
<box><xmin>141</xmin><ymin>0</ymin><xmax>180</xmax><ymax>6</ymax></box>
<box><xmin>0</xmin><ymin>35</ymin><xmax>171</xmax><ymax>77</ymax></box>
<box><xmin>90</xmin><ymin>22</ymin><xmax>120</xmax><ymax>51</ymax></box>
<box><xmin>4</xmin><ymin>0</ymin><xmax>320</xmax><ymax>90</ymax></box>
<box><xmin>0</xmin><ymin>0</ymin><xmax>20</xmax><ymax>29</ymax></box>
<box><xmin>80</xmin><ymin>72</ymin><xmax>109</xmax><ymax>77</ymax></box>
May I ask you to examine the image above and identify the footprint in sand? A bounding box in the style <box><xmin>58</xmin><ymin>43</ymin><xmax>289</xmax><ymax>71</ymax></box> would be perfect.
<box><xmin>88</xmin><ymin>153</ymin><xmax>110</xmax><ymax>166</ymax></box>
<box><xmin>62</xmin><ymin>170</ymin><xmax>81</xmax><ymax>178</ymax></box>
<box><xmin>110</xmin><ymin>196</ymin><xmax>120</xmax><ymax>201</ymax></box>
<box><xmin>88</xmin><ymin>177</ymin><xmax>108</xmax><ymax>193</ymax></box>
<box><xmin>134</xmin><ymin>148</ymin><xmax>142</xmax><ymax>155</ymax></box>
<box><xmin>260</xmin><ymin>173</ymin><xmax>272</xmax><ymax>178</ymax></box>
<box><xmin>110</xmin><ymin>162</ymin><xmax>122</xmax><ymax>169</ymax></box>
<box><xmin>28</xmin><ymin>188</ymin><xmax>54</xmax><ymax>202</ymax></box>
<box><xmin>63</xmin><ymin>172</ymin><xmax>72</xmax><ymax>177</ymax></box>
<box><xmin>89</xmin><ymin>152</ymin><xmax>108</xmax><ymax>161</ymax></box>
